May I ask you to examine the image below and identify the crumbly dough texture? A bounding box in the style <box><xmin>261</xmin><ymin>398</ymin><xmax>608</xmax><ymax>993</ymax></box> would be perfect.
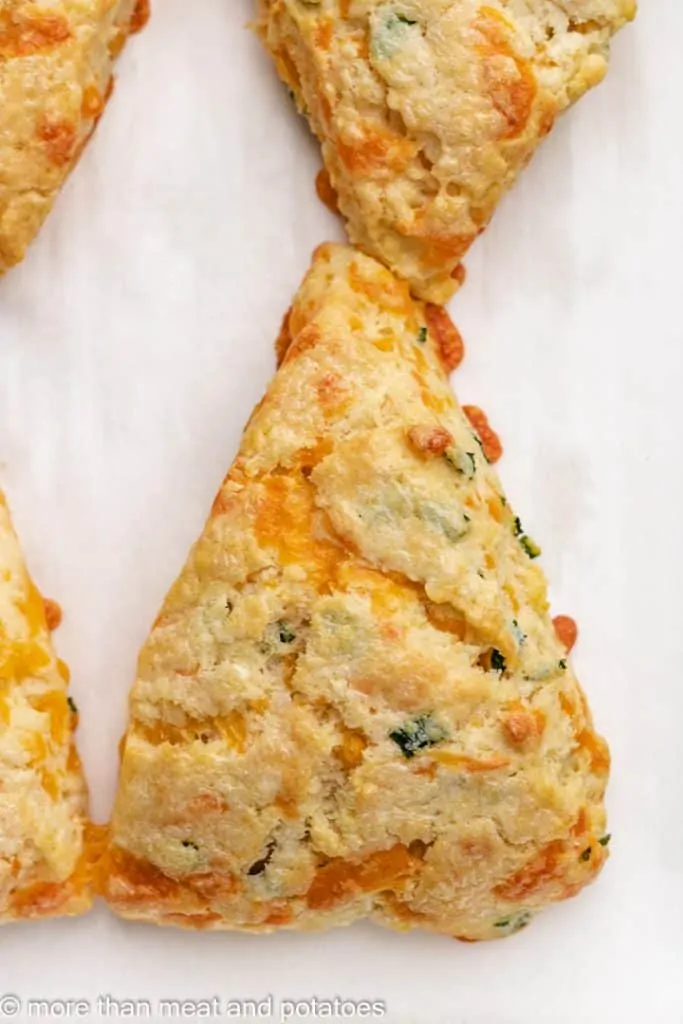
<box><xmin>256</xmin><ymin>0</ymin><xmax>635</xmax><ymax>301</ymax></box>
<box><xmin>0</xmin><ymin>493</ymin><xmax>89</xmax><ymax>922</ymax></box>
<box><xmin>0</xmin><ymin>0</ymin><xmax>144</xmax><ymax>273</ymax></box>
<box><xmin>106</xmin><ymin>244</ymin><xmax>610</xmax><ymax>939</ymax></box>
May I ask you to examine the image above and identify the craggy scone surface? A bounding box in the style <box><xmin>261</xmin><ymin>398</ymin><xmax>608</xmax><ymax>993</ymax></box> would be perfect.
<box><xmin>107</xmin><ymin>245</ymin><xmax>610</xmax><ymax>939</ymax></box>
<box><xmin>109</xmin><ymin>243</ymin><xmax>610</xmax><ymax>937</ymax></box>
<box><xmin>257</xmin><ymin>0</ymin><xmax>635</xmax><ymax>301</ymax></box>
<box><xmin>0</xmin><ymin>0</ymin><xmax>146</xmax><ymax>273</ymax></box>
<box><xmin>0</xmin><ymin>493</ymin><xmax>89</xmax><ymax>922</ymax></box>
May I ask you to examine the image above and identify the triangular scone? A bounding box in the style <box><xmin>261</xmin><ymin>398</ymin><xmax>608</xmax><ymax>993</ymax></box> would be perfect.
<box><xmin>256</xmin><ymin>0</ymin><xmax>635</xmax><ymax>302</ymax></box>
<box><xmin>0</xmin><ymin>493</ymin><xmax>89</xmax><ymax>922</ymax></box>
<box><xmin>0</xmin><ymin>0</ymin><xmax>148</xmax><ymax>273</ymax></box>
<box><xmin>106</xmin><ymin>245</ymin><xmax>610</xmax><ymax>939</ymax></box>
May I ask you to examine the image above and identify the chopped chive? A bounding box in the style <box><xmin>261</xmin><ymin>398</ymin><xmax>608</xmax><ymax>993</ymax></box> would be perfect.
<box><xmin>491</xmin><ymin>649</ymin><xmax>506</xmax><ymax>674</ymax></box>
<box><xmin>511</xmin><ymin>620</ymin><xmax>527</xmax><ymax>646</ymax></box>
<box><xmin>390</xmin><ymin>714</ymin><xmax>448</xmax><ymax>759</ymax></box>
<box><xmin>520</xmin><ymin>535</ymin><xmax>542</xmax><ymax>559</ymax></box>
<box><xmin>278</xmin><ymin>623</ymin><xmax>296</xmax><ymax>644</ymax></box>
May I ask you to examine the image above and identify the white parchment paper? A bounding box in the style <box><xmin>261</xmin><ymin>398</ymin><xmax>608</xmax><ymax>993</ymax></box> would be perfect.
<box><xmin>0</xmin><ymin>2</ymin><xmax>681</xmax><ymax>1020</ymax></box>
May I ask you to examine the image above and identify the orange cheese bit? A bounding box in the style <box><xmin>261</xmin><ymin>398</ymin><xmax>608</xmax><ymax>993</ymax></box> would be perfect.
<box><xmin>576</xmin><ymin>728</ymin><xmax>610</xmax><ymax>775</ymax></box>
<box><xmin>81</xmin><ymin>85</ymin><xmax>104</xmax><ymax>120</ymax></box>
<box><xmin>274</xmin><ymin>307</ymin><xmax>293</xmax><ymax>366</ymax></box>
<box><xmin>254</xmin><ymin>474</ymin><xmax>343</xmax><ymax>591</ymax></box>
<box><xmin>406</xmin><ymin>424</ymin><xmax>454</xmax><ymax>459</ymax></box>
<box><xmin>462</xmin><ymin>405</ymin><xmax>503</xmax><ymax>464</ymax></box>
<box><xmin>430</xmin><ymin>751</ymin><xmax>510</xmax><ymax>772</ymax></box>
<box><xmin>493</xmin><ymin>840</ymin><xmax>565</xmax><ymax>902</ymax></box>
<box><xmin>105</xmin><ymin>845</ymin><xmax>238</xmax><ymax>910</ymax></box>
<box><xmin>306</xmin><ymin>845</ymin><xmax>416</xmax><ymax>910</ymax></box>
<box><xmin>108</xmin><ymin>29</ymin><xmax>127</xmax><ymax>59</ymax></box>
<box><xmin>424</xmin><ymin>304</ymin><xmax>465</xmax><ymax>373</ymax></box>
<box><xmin>315</xmin><ymin>167</ymin><xmax>340</xmax><ymax>215</ymax></box>
<box><xmin>43</xmin><ymin>598</ymin><xmax>62</xmax><ymax>632</ymax></box>
<box><xmin>281</xmin><ymin>323</ymin><xmax>321</xmax><ymax>365</ymax></box>
<box><xmin>262</xmin><ymin>903</ymin><xmax>294</xmax><ymax>927</ymax></box>
<box><xmin>38</xmin><ymin>119</ymin><xmax>77</xmax><ymax>167</ymax></box>
<box><xmin>553</xmin><ymin>615</ymin><xmax>578</xmax><ymax>653</ymax></box>
<box><xmin>0</xmin><ymin>11</ymin><xmax>70</xmax><ymax>57</ymax></box>
<box><xmin>130</xmin><ymin>0</ymin><xmax>151</xmax><ymax>34</ymax></box>
<box><xmin>314</xmin><ymin>18</ymin><xmax>333</xmax><ymax>50</ymax></box>
<box><xmin>474</xmin><ymin>7</ymin><xmax>538</xmax><ymax>141</ymax></box>
<box><xmin>334</xmin><ymin>727</ymin><xmax>367</xmax><ymax>770</ymax></box>
<box><xmin>135</xmin><ymin>710</ymin><xmax>247</xmax><ymax>751</ymax></box>
<box><xmin>502</xmin><ymin>706</ymin><xmax>545</xmax><ymax>748</ymax></box>
<box><xmin>336</xmin><ymin>124</ymin><xmax>417</xmax><ymax>176</ymax></box>
<box><xmin>450</xmin><ymin>263</ymin><xmax>467</xmax><ymax>288</ymax></box>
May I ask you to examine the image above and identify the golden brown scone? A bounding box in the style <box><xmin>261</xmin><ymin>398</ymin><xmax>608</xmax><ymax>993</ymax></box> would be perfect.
<box><xmin>106</xmin><ymin>245</ymin><xmax>610</xmax><ymax>939</ymax></box>
<box><xmin>0</xmin><ymin>0</ymin><xmax>149</xmax><ymax>274</ymax></box>
<box><xmin>0</xmin><ymin>492</ymin><xmax>90</xmax><ymax>922</ymax></box>
<box><xmin>256</xmin><ymin>0</ymin><xmax>635</xmax><ymax>301</ymax></box>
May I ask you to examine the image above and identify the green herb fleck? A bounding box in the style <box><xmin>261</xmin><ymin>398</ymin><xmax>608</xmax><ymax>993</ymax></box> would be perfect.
<box><xmin>419</xmin><ymin>502</ymin><xmax>470</xmax><ymax>542</ymax></box>
<box><xmin>511</xmin><ymin>620</ymin><xmax>527</xmax><ymax>646</ymax></box>
<box><xmin>247</xmin><ymin>840</ymin><xmax>276</xmax><ymax>877</ymax></box>
<box><xmin>417</xmin><ymin>326</ymin><xmax>427</xmax><ymax>344</ymax></box>
<box><xmin>580</xmin><ymin>847</ymin><xmax>592</xmax><ymax>862</ymax></box>
<box><xmin>598</xmin><ymin>834</ymin><xmax>611</xmax><ymax>847</ymax></box>
<box><xmin>559</xmin><ymin>658</ymin><xmax>568</xmax><ymax>671</ymax></box>
<box><xmin>390</xmin><ymin>714</ymin><xmax>448</xmax><ymax>759</ymax></box>
<box><xmin>513</xmin><ymin>516</ymin><xmax>523</xmax><ymax>537</ymax></box>
<box><xmin>67</xmin><ymin>696</ymin><xmax>78</xmax><ymax>715</ymax></box>
<box><xmin>278</xmin><ymin>623</ymin><xmax>296</xmax><ymax>644</ymax></box>
<box><xmin>491</xmin><ymin>649</ymin><xmax>506</xmax><ymax>674</ymax></box>
<box><xmin>500</xmin><ymin>495</ymin><xmax>507</xmax><ymax>507</ymax></box>
<box><xmin>494</xmin><ymin>910</ymin><xmax>532</xmax><ymax>934</ymax></box>
<box><xmin>520</xmin><ymin>535</ymin><xmax>542</xmax><ymax>559</ymax></box>
<box><xmin>373</xmin><ymin>11</ymin><xmax>418</xmax><ymax>59</ymax></box>
<box><xmin>444</xmin><ymin>447</ymin><xmax>476</xmax><ymax>479</ymax></box>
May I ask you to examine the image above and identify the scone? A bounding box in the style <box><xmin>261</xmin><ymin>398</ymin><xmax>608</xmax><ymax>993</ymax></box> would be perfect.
<box><xmin>0</xmin><ymin>493</ymin><xmax>90</xmax><ymax>922</ymax></box>
<box><xmin>256</xmin><ymin>0</ymin><xmax>635</xmax><ymax>301</ymax></box>
<box><xmin>106</xmin><ymin>244</ymin><xmax>610</xmax><ymax>939</ymax></box>
<box><xmin>0</xmin><ymin>0</ymin><xmax>148</xmax><ymax>274</ymax></box>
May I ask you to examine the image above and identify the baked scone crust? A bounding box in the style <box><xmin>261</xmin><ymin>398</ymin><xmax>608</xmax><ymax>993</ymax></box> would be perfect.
<box><xmin>0</xmin><ymin>0</ymin><xmax>147</xmax><ymax>274</ymax></box>
<box><xmin>0</xmin><ymin>493</ymin><xmax>89</xmax><ymax>922</ymax></box>
<box><xmin>106</xmin><ymin>244</ymin><xmax>610</xmax><ymax>940</ymax></box>
<box><xmin>256</xmin><ymin>0</ymin><xmax>635</xmax><ymax>301</ymax></box>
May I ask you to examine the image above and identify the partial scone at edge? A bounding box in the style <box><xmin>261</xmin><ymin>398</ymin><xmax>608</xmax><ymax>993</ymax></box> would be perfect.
<box><xmin>256</xmin><ymin>0</ymin><xmax>636</xmax><ymax>301</ymax></box>
<box><xmin>105</xmin><ymin>243</ymin><xmax>610</xmax><ymax>940</ymax></box>
<box><xmin>0</xmin><ymin>494</ymin><xmax>90</xmax><ymax>922</ymax></box>
<box><xmin>0</xmin><ymin>0</ymin><xmax>149</xmax><ymax>274</ymax></box>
